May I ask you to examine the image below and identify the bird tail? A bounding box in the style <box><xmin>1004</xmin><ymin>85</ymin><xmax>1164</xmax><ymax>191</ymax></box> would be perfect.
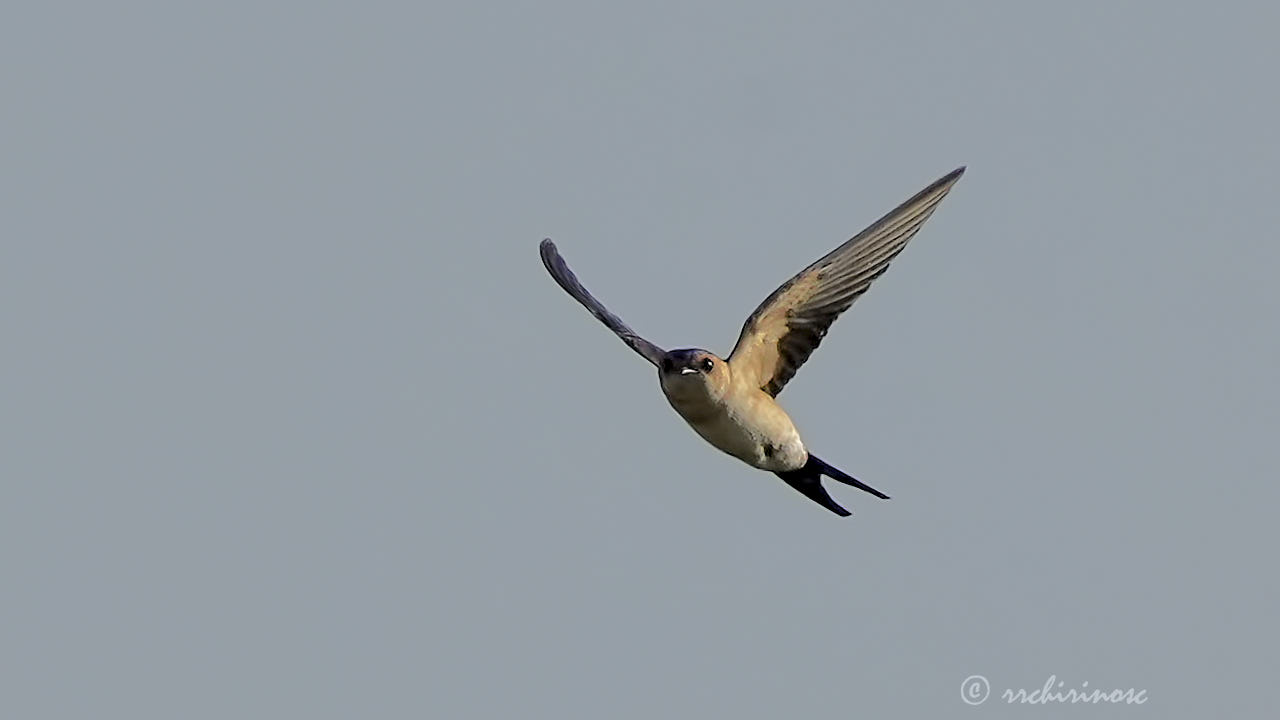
<box><xmin>809</xmin><ymin>454</ymin><xmax>890</xmax><ymax>500</ymax></box>
<box><xmin>773</xmin><ymin>454</ymin><xmax>889</xmax><ymax>517</ymax></box>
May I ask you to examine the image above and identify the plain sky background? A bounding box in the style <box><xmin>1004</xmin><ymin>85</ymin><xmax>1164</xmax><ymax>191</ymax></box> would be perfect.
<box><xmin>3</xmin><ymin>2</ymin><xmax>1278</xmax><ymax>718</ymax></box>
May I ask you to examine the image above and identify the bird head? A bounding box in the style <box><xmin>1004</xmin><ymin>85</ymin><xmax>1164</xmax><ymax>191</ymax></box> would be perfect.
<box><xmin>658</xmin><ymin>348</ymin><xmax>730</xmax><ymax>400</ymax></box>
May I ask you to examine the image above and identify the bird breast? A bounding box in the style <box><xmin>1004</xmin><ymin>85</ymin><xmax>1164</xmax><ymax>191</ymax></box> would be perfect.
<box><xmin>662</xmin><ymin>381</ymin><xmax>806</xmax><ymax>472</ymax></box>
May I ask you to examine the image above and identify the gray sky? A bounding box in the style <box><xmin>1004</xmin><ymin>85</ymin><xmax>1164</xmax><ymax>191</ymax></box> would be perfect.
<box><xmin>4</xmin><ymin>2</ymin><xmax>1278</xmax><ymax>718</ymax></box>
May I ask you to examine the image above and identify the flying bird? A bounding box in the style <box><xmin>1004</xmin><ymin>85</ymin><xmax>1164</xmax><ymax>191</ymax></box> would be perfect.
<box><xmin>539</xmin><ymin>167</ymin><xmax>965</xmax><ymax>516</ymax></box>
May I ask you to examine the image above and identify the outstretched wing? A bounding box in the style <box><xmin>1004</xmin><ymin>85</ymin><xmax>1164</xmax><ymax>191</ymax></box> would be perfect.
<box><xmin>728</xmin><ymin>167</ymin><xmax>965</xmax><ymax>397</ymax></box>
<box><xmin>539</xmin><ymin>239</ymin><xmax>666</xmax><ymax>366</ymax></box>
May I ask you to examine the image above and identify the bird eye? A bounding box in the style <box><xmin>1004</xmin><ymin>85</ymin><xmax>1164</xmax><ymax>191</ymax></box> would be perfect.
<box><xmin>700</xmin><ymin>358</ymin><xmax>715</xmax><ymax>373</ymax></box>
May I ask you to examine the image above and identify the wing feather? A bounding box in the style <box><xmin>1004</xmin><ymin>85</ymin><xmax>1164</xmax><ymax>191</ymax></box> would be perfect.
<box><xmin>728</xmin><ymin>167</ymin><xmax>965</xmax><ymax>396</ymax></box>
<box><xmin>539</xmin><ymin>239</ymin><xmax>666</xmax><ymax>366</ymax></box>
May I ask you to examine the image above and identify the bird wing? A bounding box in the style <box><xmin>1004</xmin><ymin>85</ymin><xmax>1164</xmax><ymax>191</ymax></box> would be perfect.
<box><xmin>539</xmin><ymin>239</ymin><xmax>666</xmax><ymax>367</ymax></box>
<box><xmin>727</xmin><ymin>167</ymin><xmax>965</xmax><ymax>397</ymax></box>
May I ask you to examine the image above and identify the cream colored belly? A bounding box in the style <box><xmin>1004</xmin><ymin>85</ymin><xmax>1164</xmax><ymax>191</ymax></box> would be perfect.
<box><xmin>665</xmin><ymin>393</ymin><xmax>807</xmax><ymax>472</ymax></box>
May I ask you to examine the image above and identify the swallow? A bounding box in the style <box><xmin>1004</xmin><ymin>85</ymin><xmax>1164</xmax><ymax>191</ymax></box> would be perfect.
<box><xmin>539</xmin><ymin>167</ymin><xmax>964</xmax><ymax>515</ymax></box>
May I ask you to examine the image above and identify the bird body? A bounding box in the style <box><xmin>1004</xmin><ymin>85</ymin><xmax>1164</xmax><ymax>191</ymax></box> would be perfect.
<box><xmin>659</xmin><ymin>349</ymin><xmax>807</xmax><ymax>472</ymax></box>
<box><xmin>539</xmin><ymin>167</ymin><xmax>965</xmax><ymax>515</ymax></box>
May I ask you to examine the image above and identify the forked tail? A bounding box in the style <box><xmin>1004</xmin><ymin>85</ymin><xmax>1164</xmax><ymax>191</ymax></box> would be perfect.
<box><xmin>773</xmin><ymin>453</ymin><xmax>889</xmax><ymax>517</ymax></box>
